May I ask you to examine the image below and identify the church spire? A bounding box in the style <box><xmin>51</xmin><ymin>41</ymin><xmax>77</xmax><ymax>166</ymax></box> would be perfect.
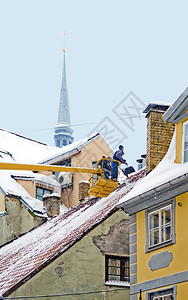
<box><xmin>58</xmin><ymin>49</ymin><xmax>71</xmax><ymax>124</ymax></box>
<box><xmin>54</xmin><ymin>35</ymin><xmax>74</xmax><ymax>148</ymax></box>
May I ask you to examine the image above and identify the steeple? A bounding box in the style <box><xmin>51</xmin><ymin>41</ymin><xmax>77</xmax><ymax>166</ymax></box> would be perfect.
<box><xmin>54</xmin><ymin>46</ymin><xmax>74</xmax><ymax>148</ymax></box>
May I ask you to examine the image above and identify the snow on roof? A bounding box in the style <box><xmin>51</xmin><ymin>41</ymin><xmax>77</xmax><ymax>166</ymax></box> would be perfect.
<box><xmin>0</xmin><ymin>130</ymin><xmax>107</xmax><ymax>214</ymax></box>
<box><xmin>40</xmin><ymin>132</ymin><xmax>113</xmax><ymax>164</ymax></box>
<box><xmin>0</xmin><ymin>169</ymin><xmax>145</xmax><ymax>297</ymax></box>
<box><xmin>119</xmin><ymin>130</ymin><xmax>188</xmax><ymax>205</ymax></box>
<box><xmin>0</xmin><ymin>129</ymin><xmax>60</xmax><ymax>164</ymax></box>
<box><xmin>0</xmin><ymin>130</ymin><xmax>108</xmax><ymax>165</ymax></box>
<box><xmin>0</xmin><ymin>170</ymin><xmax>61</xmax><ymax>216</ymax></box>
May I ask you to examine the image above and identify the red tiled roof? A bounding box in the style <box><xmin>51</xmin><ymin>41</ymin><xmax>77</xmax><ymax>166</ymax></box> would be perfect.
<box><xmin>0</xmin><ymin>169</ymin><xmax>146</xmax><ymax>297</ymax></box>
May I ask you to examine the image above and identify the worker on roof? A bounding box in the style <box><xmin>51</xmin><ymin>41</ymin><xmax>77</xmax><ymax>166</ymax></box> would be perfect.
<box><xmin>98</xmin><ymin>156</ymin><xmax>111</xmax><ymax>179</ymax></box>
<box><xmin>111</xmin><ymin>145</ymin><xmax>127</xmax><ymax>180</ymax></box>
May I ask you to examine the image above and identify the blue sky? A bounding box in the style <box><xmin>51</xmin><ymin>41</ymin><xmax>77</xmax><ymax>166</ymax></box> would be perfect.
<box><xmin>0</xmin><ymin>0</ymin><xmax>187</xmax><ymax>168</ymax></box>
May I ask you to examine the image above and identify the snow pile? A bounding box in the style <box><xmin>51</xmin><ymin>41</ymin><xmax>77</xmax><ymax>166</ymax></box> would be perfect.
<box><xmin>119</xmin><ymin>131</ymin><xmax>188</xmax><ymax>204</ymax></box>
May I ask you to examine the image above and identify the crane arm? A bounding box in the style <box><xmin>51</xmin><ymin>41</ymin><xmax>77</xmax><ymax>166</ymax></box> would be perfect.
<box><xmin>0</xmin><ymin>162</ymin><xmax>100</xmax><ymax>174</ymax></box>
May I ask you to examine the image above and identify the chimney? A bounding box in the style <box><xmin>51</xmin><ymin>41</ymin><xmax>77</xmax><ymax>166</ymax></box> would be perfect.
<box><xmin>79</xmin><ymin>181</ymin><xmax>90</xmax><ymax>202</ymax></box>
<box><xmin>143</xmin><ymin>103</ymin><xmax>175</xmax><ymax>174</ymax></box>
<box><xmin>136</xmin><ymin>154</ymin><xmax>146</xmax><ymax>171</ymax></box>
<box><xmin>43</xmin><ymin>193</ymin><xmax>61</xmax><ymax>218</ymax></box>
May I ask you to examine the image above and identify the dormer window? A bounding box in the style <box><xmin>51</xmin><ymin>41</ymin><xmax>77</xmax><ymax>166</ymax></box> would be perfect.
<box><xmin>183</xmin><ymin>121</ymin><xmax>188</xmax><ymax>163</ymax></box>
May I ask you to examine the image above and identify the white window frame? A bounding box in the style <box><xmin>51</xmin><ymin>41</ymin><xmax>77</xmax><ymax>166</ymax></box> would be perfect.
<box><xmin>145</xmin><ymin>200</ymin><xmax>176</xmax><ymax>252</ymax></box>
<box><xmin>182</xmin><ymin>120</ymin><xmax>188</xmax><ymax>163</ymax></box>
<box><xmin>148</xmin><ymin>204</ymin><xmax>172</xmax><ymax>248</ymax></box>
<box><xmin>145</xmin><ymin>286</ymin><xmax>176</xmax><ymax>300</ymax></box>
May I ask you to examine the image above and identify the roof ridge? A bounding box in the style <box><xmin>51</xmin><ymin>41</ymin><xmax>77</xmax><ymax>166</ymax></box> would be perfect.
<box><xmin>0</xmin><ymin>128</ymin><xmax>50</xmax><ymax>147</ymax></box>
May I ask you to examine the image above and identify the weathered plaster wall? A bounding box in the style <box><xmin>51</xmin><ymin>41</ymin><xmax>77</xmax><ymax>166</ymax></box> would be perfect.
<box><xmin>10</xmin><ymin>209</ymin><xmax>130</xmax><ymax>300</ymax></box>
<box><xmin>0</xmin><ymin>196</ymin><xmax>45</xmax><ymax>246</ymax></box>
<box><xmin>0</xmin><ymin>189</ymin><xmax>5</xmax><ymax>212</ymax></box>
<box><xmin>62</xmin><ymin>136</ymin><xmax>113</xmax><ymax>208</ymax></box>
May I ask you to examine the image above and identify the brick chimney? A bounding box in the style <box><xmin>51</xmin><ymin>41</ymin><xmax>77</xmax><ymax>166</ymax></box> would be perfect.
<box><xmin>79</xmin><ymin>181</ymin><xmax>90</xmax><ymax>202</ymax></box>
<box><xmin>43</xmin><ymin>193</ymin><xmax>61</xmax><ymax>218</ymax></box>
<box><xmin>143</xmin><ymin>103</ymin><xmax>175</xmax><ymax>174</ymax></box>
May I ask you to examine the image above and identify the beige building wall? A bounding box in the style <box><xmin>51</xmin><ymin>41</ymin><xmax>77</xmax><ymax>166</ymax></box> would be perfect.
<box><xmin>62</xmin><ymin>136</ymin><xmax>113</xmax><ymax>207</ymax></box>
<box><xmin>10</xmin><ymin>209</ymin><xmax>130</xmax><ymax>300</ymax></box>
<box><xmin>17</xmin><ymin>180</ymin><xmax>36</xmax><ymax>198</ymax></box>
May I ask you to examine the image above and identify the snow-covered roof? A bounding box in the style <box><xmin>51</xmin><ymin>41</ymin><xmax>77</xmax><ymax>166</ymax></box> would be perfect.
<box><xmin>0</xmin><ymin>129</ymin><xmax>60</xmax><ymax>164</ymax></box>
<box><xmin>118</xmin><ymin>130</ymin><xmax>188</xmax><ymax>207</ymax></box>
<box><xmin>40</xmin><ymin>132</ymin><xmax>113</xmax><ymax>164</ymax></box>
<box><xmin>0</xmin><ymin>170</ymin><xmax>62</xmax><ymax>217</ymax></box>
<box><xmin>0</xmin><ymin>129</ymin><xmax>111</xmax><ymax>165</ymax></box>
<box><xmin>0</xmin><ymin>129</ymin><xmax>111</xmax><ymax>215</ymax></box>
<box><xmin>0</xmin><ymin>169</ymin><xmax>145</xmax><ymax>297</ymax></box>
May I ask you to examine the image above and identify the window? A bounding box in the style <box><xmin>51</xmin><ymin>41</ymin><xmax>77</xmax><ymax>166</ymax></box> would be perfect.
<box><xmin>148</xmin><ymin>204</ymin><xmax>172</xmax><ymax>248</ymax></box>
<box><xmin>183</xmin><ymin>121</ymin><xmax>188</xmax><ymax>162</ymax></box>
<box><xmin>105</xmin><ymin>255</ymin><xmax>129</xmax><ymax>286</ymax></box>
<box><xmin>146</xmin><ymin>200</ymin><xmax>176</xmax><ymax>252</ymax></box>
<box><xmin>36</xmin><ymin>186</ymin><xmax>53</xmax><ymax>201</ymax></box>
<box><xmin>149</xmin><ymin>288</ymin><xmax>174</xmax><ymax>299</ymax></box>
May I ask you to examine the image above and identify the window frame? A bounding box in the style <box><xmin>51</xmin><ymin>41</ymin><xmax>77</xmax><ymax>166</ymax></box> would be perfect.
<box><xmin>145</xmin><ymin>199</ymin><xmax>176</xmax><ymax>252</ymax></box>
<box><xmin>182</xmin><ymin>120</ymin><xmax>188</xmax><ymax>163</ymax></box>
<box><xmin>36</xmin><ymin>186</ymin><xmax>53</xmax><ymax>201</ymax></box>
<box><xmin>105</xmin><ymin>254</ymin><xmax>130</xmax><ymax>287</ymax></box>
<box><xmin>145</xmin><ymin>285</ymin><xmax>176</xmax><ymax>300</ymax></box>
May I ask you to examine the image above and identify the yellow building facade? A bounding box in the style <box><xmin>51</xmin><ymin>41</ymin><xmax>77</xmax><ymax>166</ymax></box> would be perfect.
<box><xmin>120</xmin><ymin>87</ymin><xmax>188</xmax><ymax>299</ymax></box>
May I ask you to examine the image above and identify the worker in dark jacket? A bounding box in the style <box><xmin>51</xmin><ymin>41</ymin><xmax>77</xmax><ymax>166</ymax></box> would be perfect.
<box><xmin>111</xmin><ymin>145</ymin><xmax>127</xmax><ymax>180</ymax></box>
<box><xmin>98</xmin><ymin>156</ymin><xmax>111</xmax><ymax>179</ymax></box>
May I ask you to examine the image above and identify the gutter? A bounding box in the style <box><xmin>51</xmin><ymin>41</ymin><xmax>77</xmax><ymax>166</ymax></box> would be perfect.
<box><xmin>118</xmin><ymin>172</ymin><xmax>188</xmax><ymax>214</ymax></box>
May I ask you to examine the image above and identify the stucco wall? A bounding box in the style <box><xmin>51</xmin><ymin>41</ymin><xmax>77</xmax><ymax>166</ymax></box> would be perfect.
<box><xmin>10</xmin><ymin>209</ymin><xmax>130</xmax><ymax>300</ymax></box>
<box><xmin>0</xmin><ymin>196</ymin><xmax>45</xmax><ymax>246</ymax></box>
<box><xmin>16</xmin><ymin>180</ymin><xmax>35</xmax><ymax>198</ymax></box>
<box><xmin>62</xmin><ymin>136</ymin><xmax>113</xmax><ymax>208</ymax></box>
<box><xmin>135</xmin><ymin>194</ymin><xmax>188</xmax><ymax>298</ymax></box>
<box><xmin>0</xmin><ymin>189</ymin><xmax>5</xmax><ymax>212</ymax></box>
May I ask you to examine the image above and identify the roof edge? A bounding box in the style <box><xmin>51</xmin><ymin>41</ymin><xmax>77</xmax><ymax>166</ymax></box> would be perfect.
<box><xmin>163</xmin><ymin>86</ymin><xmax>188</xmax><ymax>123</ymax></box>
<box><xmin>118</xmin><ymin>172</ymin><xmax>188</xmax><ymax>214</ymax></box>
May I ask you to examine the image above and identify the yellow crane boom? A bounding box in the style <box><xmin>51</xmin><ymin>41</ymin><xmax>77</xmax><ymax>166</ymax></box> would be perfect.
<box><xmin>0</xmin><ymin>162</ymin><xmax>100</xmax><ymax>174</ymax></box>
<box><xmin>0</xmin><ymin>158</ymin><xmax>119</xmax><ymax>197</ymax></box>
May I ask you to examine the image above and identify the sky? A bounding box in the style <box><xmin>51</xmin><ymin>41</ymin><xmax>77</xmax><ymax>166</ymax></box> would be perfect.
<box><xmin>0</xmin><ymin>0</ymin><xmax>188</xmax><ymax>169</ymax></box>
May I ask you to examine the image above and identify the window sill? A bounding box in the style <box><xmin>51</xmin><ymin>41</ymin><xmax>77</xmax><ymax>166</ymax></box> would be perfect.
<box><xmin>105</xmin><ymin>281</ymin><xmax>130</xmax><ymax>287</ymax></box>
<box><xmin>146</xmin><ymin>240</ymin><xmax>174</xmax><ymax>253</ymax></box>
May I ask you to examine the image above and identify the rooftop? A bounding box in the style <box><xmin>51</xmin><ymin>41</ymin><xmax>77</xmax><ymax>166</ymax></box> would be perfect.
<box><xmin>118</xmin><ymin>130</ymin><xmax>188</xmax><ymax>208</ymax></box>
<box><xmin>0</xmin><ymin>168</ymin><xmax>146</xmax><ymax>297</ymax></box>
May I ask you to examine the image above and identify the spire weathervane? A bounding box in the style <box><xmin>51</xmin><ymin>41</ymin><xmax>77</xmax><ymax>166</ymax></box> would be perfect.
<box><xmin>62</xmin><ymin>30</ymin><xmax>66</xmax><ymax>53</ymax></box>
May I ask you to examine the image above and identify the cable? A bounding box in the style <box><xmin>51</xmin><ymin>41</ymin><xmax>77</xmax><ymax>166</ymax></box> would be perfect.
<box><xmin>0</xmin><ymin>288</ymin><xmax>129</xmax><ymax>299</ymax></box>
<box><xmin>16</xmin><ymin>114</ymin><xmax>145</xmax><ymax>134</ymax></box>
